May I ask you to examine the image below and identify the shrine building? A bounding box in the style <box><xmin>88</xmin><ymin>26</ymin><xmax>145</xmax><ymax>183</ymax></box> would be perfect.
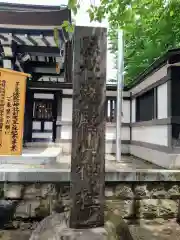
<box><xmin>1</xmin><ymin>2</ymin><xmax>180</xmax><ymax>169</ymax></box>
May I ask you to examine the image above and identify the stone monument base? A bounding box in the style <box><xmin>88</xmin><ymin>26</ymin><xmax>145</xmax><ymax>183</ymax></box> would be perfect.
<box><xmin>53</xmin><ymin>227</ymin><xmax>107</xmax><ymax>240</ymax></box>
<box><xmin>29</xmin><ymin>211</ymin><xmax>134</xmax><ymax>240</ymax></box>
<box><xmin>29</xmin><ymin>212</ymin><xmax>108</xmax><ymax>240</ymax></box>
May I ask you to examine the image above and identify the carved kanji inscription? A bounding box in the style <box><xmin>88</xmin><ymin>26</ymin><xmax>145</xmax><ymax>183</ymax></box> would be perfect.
<box><xmin>70</xmin><ymin>27</ymin><xmax>107</xmax><ymax>229</ymax></box>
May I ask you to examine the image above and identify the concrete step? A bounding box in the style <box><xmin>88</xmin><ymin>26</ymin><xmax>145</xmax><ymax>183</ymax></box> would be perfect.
<box><xmin>0</xmin><ymin>145</ymin><xmax>162</xmax><ymax>170</ymax></box>
<box><xmin>0</xmin><ymin>147</ymin><xmax>61</xmax><ymax>165</ymax></box>
<box><xmin>26</xmin><ymin>142</ymin><xmax>62</xmax><ymax>148</ymax></box>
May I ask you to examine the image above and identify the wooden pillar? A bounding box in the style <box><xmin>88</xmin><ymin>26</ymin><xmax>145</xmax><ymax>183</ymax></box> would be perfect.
<box><xmin>64</xmin><ymin>40</ymin><xmax>73</xmax><ymax>83</ymax></box>
<box><xmin>23</xmin><ymin>89</ymin><xmax>33</xmax><ymax>143</ymax></box>
<box><xmin>70</xmin><ymin>26</ymin><xmax>107</xmax><ymax>229</ymax></box>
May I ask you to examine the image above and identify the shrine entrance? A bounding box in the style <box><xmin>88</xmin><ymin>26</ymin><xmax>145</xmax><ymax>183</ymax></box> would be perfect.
<box><xmin>31</xmin><ymin>91</ymin><xmax>57</xmax><ymax>142</ymax></box>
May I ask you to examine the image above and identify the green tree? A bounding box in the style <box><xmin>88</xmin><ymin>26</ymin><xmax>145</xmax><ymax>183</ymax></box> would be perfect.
<box><xmin>67</xmin><ymin>0</ymin><xmax>180</xmax><ymax>85</ymax></box>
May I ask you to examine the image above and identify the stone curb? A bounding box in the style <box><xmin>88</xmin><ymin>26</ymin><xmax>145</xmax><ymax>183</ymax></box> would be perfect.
<box><xmin>0</xmin><ymin>157</ymin><xmax>56</xmax><ymax>165</ymax></box>
<box><xmin>0</xmin><ymin>168</ymin><xmax>179</xmax><ymax>182</ymax></box>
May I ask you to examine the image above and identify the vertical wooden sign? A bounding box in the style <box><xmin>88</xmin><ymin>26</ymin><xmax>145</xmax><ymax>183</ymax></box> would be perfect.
<box><xmin>70</xmin><ymin>26</ymin><xmax>107</xmax><ymax>229</ymax></box>
<box><xmin>0</xmin><ymin>68</ymin><xmax>30</xmax><ymax>155</ymax></box>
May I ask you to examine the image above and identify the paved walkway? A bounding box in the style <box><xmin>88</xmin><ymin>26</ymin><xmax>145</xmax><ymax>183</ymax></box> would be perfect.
<box><xmin>0</xmin><ymin>154</ymin><xmax>161</xmax><ymax>170</ymax></box>
<box><xmin>56</xmin><ymin>153</ymin><xmax>162</xmax><ymax>170</ymax></box>
<box><xmin>0</xmin><ymin>147</ymin><xmax>162</xmax><ymax>170</ymax></box>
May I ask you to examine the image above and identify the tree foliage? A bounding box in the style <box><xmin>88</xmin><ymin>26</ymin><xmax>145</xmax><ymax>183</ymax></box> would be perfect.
<box><xmin>68</xmin><ymin>0</ymin><xmax>180</xmax><ymax>85</ymax></box>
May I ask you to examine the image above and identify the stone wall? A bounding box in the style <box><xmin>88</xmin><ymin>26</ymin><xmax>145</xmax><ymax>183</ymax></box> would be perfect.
<box><xmin>0</xmin><ymin>182</ymin><xmax>180</xmax><ymax>239</ymax></box>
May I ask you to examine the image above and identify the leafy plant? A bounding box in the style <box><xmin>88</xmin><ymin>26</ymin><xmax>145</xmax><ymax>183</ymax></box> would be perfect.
<box><xmin>67</xmin><ymin>0</ymin><xmax>180</xmax><ymax>85</ymax></box>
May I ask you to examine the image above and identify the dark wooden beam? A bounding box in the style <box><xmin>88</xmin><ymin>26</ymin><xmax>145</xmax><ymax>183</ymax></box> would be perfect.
<box><xmin>28</xmin><ymin>80</ymin><xmax>120</xmax><ymax>91</ymax></box>
<box><xmin>64</xmin><ymin>40</ymin><xmax>72</xmax><ymax>83</ymax></box>
<box><xmin>32</xmin><ymin>67</ymin><xmax>57</xmax><ymax>74</ymax></box>
<box><xmin>0</xmin><ymin>9</ymin><xmax>71</xmax><ymax>26</ymax></box>
<box><xmin>25</xmin><ymin>61</ymin><xmax>57</xmax><ymax>68</ymax></box>
<box><xmin>0</xmin><ymin>2</ymin><xmax>62</xmax><ymax>11</ymax></box>
<box><xmin>0</xmin><ymin>28</ymin><xmax>54</xmax><ymax>35</ymax></box>
<box><xmin>16</xmin><ymin>45</ymin><xmax>60</xmax><ymax>57</ymax></box>
<box><xmin>32</xmin><ymin>72</ymin><xmax>64</xmax><ymax>77</ymax></box>
<box><xmin>70</xmin><ymin>27</ymin><xmax>107</xmax><ymax>229</ymax></box>
<box><xmin>27</xmin><ymin>81</ymin><xmax>70</xmax><ymax>89</ymax></box>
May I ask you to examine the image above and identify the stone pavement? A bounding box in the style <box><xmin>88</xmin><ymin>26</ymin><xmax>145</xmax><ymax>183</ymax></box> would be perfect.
<box><xmin>56</xmin><ymin>153</ymin><xmax>162</xmax><ymax>170</ymax></box>
<box><xmin>0</xmin><ymin>147</ymin><xmax>162</xmax><ymax>171</ymax></box>
<box><xmin>0</xmin><ymin>154</ymin><xmax>162</xmax><ymax>172</ymax></box>
<box><xmin>0</xmin><ymin>147</ymin><xmax>163</xmax><ymax>182</ymax></box>
<box><xmin>0</xmin><ymin>147</ymin><xmax>161</xmax><ymax>169</ymax></box>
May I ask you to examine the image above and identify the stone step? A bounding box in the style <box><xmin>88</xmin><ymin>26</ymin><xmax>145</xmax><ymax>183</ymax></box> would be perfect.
<box><xmin>0</xmin><ymin>147</ymin><xmax>61</xmax><ymax>165</ymax></box>
<box><xmin>26</xmin><ymin>142</ymin><xmax>61</xmax><ymax>148</ymax></box>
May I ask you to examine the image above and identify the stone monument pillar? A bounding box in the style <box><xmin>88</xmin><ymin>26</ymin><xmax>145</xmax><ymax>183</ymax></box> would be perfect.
<box><xmin>70</xmin><ymin>26</ymin><xmax>107</xmax><ymax>229</ymax></box>
<box><xmin>30</xmin><ymin>26</ymin><xmax>111</xmax><ymax>239</ymax></box>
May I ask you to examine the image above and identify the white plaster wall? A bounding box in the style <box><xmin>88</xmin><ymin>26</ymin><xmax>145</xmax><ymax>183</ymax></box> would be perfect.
<box><xmin>131</xmin><ymin>65</ymin><xmax>167</xmax><ymax>96</ymax></box>
<box><xmin>61</xmin><ymin>98</ymin><xmax>72</xmax><ymax>121</ymax></box>
<box><xmin>60</xmin><ymin>124</ymin><xmax>130</xmax><ymax>141</ymax></box>
<box><xmin>122</xmin><ymin>100</ymin><xmax>130</xmax><ymax>123</ymax></box>
<box><xmin>62</xmin><ymin>89</ymin><xmax>73</xmax><ymax>95</ymax></box>
<box><xmin>60</xmin><ymin>97</ymin><xmax>130</xmax><ymax>145</ymax></box>
<box><xmin>131</xmin><ymin>99</ymin><xmax>136</xmax><ymax>123</ymax></box>
<box><xmin>129</xmin><ymin>145</ymin><xmax>172</xmax><ymax>168</ymax></box>
<box><xmin>62</xmin><ymin>96</ymin><xmax>130</xmax><ymax>123</ymax></box>
<box><xmin>132</xmin><ymin>125</ymin><xmax>168</xmax><ymax>146</ymax></box>
<box><xmin>34</xmin><ymin>93</ymin><xmax>54</xmax><ymax>99</ymax></box>
<box><xmin>61</xmin><ymin>125</ymin><xmax>72</xmax><ymax>139</ymax></box>
<box><xmin>106</xmin><ymin>91</ymin><xmax>130</xmax><ymax>97</ymax></box>
<box><xmin>59</xmin><ymin>140</ymin><xmax>130</xmax><ymax>154</ymax></box>
<box><xmin>157</xmin><ymin>82</ymin><xmax>168</xmax><ymax>119</ymax></box>
<box><xmin>106</xmin><ymin>124</ymin><xmax>130</xmax><ymax>140</ymax></box>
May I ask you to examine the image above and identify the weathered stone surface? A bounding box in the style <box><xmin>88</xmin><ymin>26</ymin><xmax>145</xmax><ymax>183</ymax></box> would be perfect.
<box><xmin>23</xmin><ymin>184</ymin><xmax>42</xmax><ymax>199</ymax></box>
<box><xmin>59</xmin><ymin>185</ymin><xmax>70</xmax><ymax>200</ymax></box>
<box><xmin>105</xmin><ymin>209</ymin><xmax>134</xmax><ymax>240</ymax></box>
<box><xmin>168</xmin><ymin>185</ymin><xmax>180</xmax><ymax>198</ymax></box>
<box><xmin>55</xmin><ymin>228</ymin><xmax>108</xmax><ymax>240</ymax></box>
<box><xmin>139</xmin><ymin>199</ymin><xmax>158</xmax><ymax>218</ymax></box>
<box><xmin>151</xmin><ymin>189</ymin><xmax>167</xmax><ymax>199</ymax></box>
<box><xmin>41</xmin><ymin>184</ymin><xmax>57</xmax><ymax>198</ymax></box>
<box><xmin>158</xmin><ymin>200</ymin><xmax>178</xmax><ymax>218</ymax></box>
<box><xmin>115</xmin><ymin>184</ymin><xmax>134</xmax><ymax>199</ymax></box>
<box><xmin>139</xmin><ymin>199</ymin><xmax>178</xmax><ymax>218</ymax></box>
<box><xmin>106</xmin><ymin>200</ymin><xmax>133</xmax><ymax>218</ymax></box>
<box><xmin>129</xmin><ymin>219</ymin><xmax>180</xmax><ymax>240</ymax></box>
<box><xmin>0</xmin><ymin>182</ymin><xmax>180</xmax><ymax>238</ymax></box>
<box><xmin>149</xmin><ymin>184</ymin><xmax>168</xmax><ymax>199</ymax></box>
<box><xmin>105</xmin><ymin>187</ymin><xmax>114</xmax><ymax>198</ymax></box>
<box><xmin>134</xmin><ymin>185</ymin><xmax>149</xmax><ymax>199</ymax></box>
<box><xmin>22</xmin><ymin>184</ymin><xmax>58</xmax><ymax>200</ymax></box>
<box><xmin>0</xmin><ymin>230</ymin><xmax>31</xmax><ymax>240</ymax></box>
<box><xmin>30</xmin><ymin>212</ymin><xmax>133</xmax><ymax>240</ymax></box>
<box><xmin>15</xmin><ymin>200</ymin><xmax>41</xmax><ymax>218</ymax></box>
<box><xmin>70</xmin><ymin>26</ymin><xmax>107</xmax><ymax>228</ymax></box>
<box><xmin>133</xmin><ymin>183</ymin><xmax>180</xmax><ymax>199</ymax></box>
<box><xmin>4</xmin><ymin>184</ymin><xmax>24</xmax><ymax>199</ymax></box>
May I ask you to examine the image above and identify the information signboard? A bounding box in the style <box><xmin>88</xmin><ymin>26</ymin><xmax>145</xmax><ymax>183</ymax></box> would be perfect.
<box><xmin>0</xmin><ymin>68</ymin><xmax>30</xmax><ymax>155</ymax></box>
